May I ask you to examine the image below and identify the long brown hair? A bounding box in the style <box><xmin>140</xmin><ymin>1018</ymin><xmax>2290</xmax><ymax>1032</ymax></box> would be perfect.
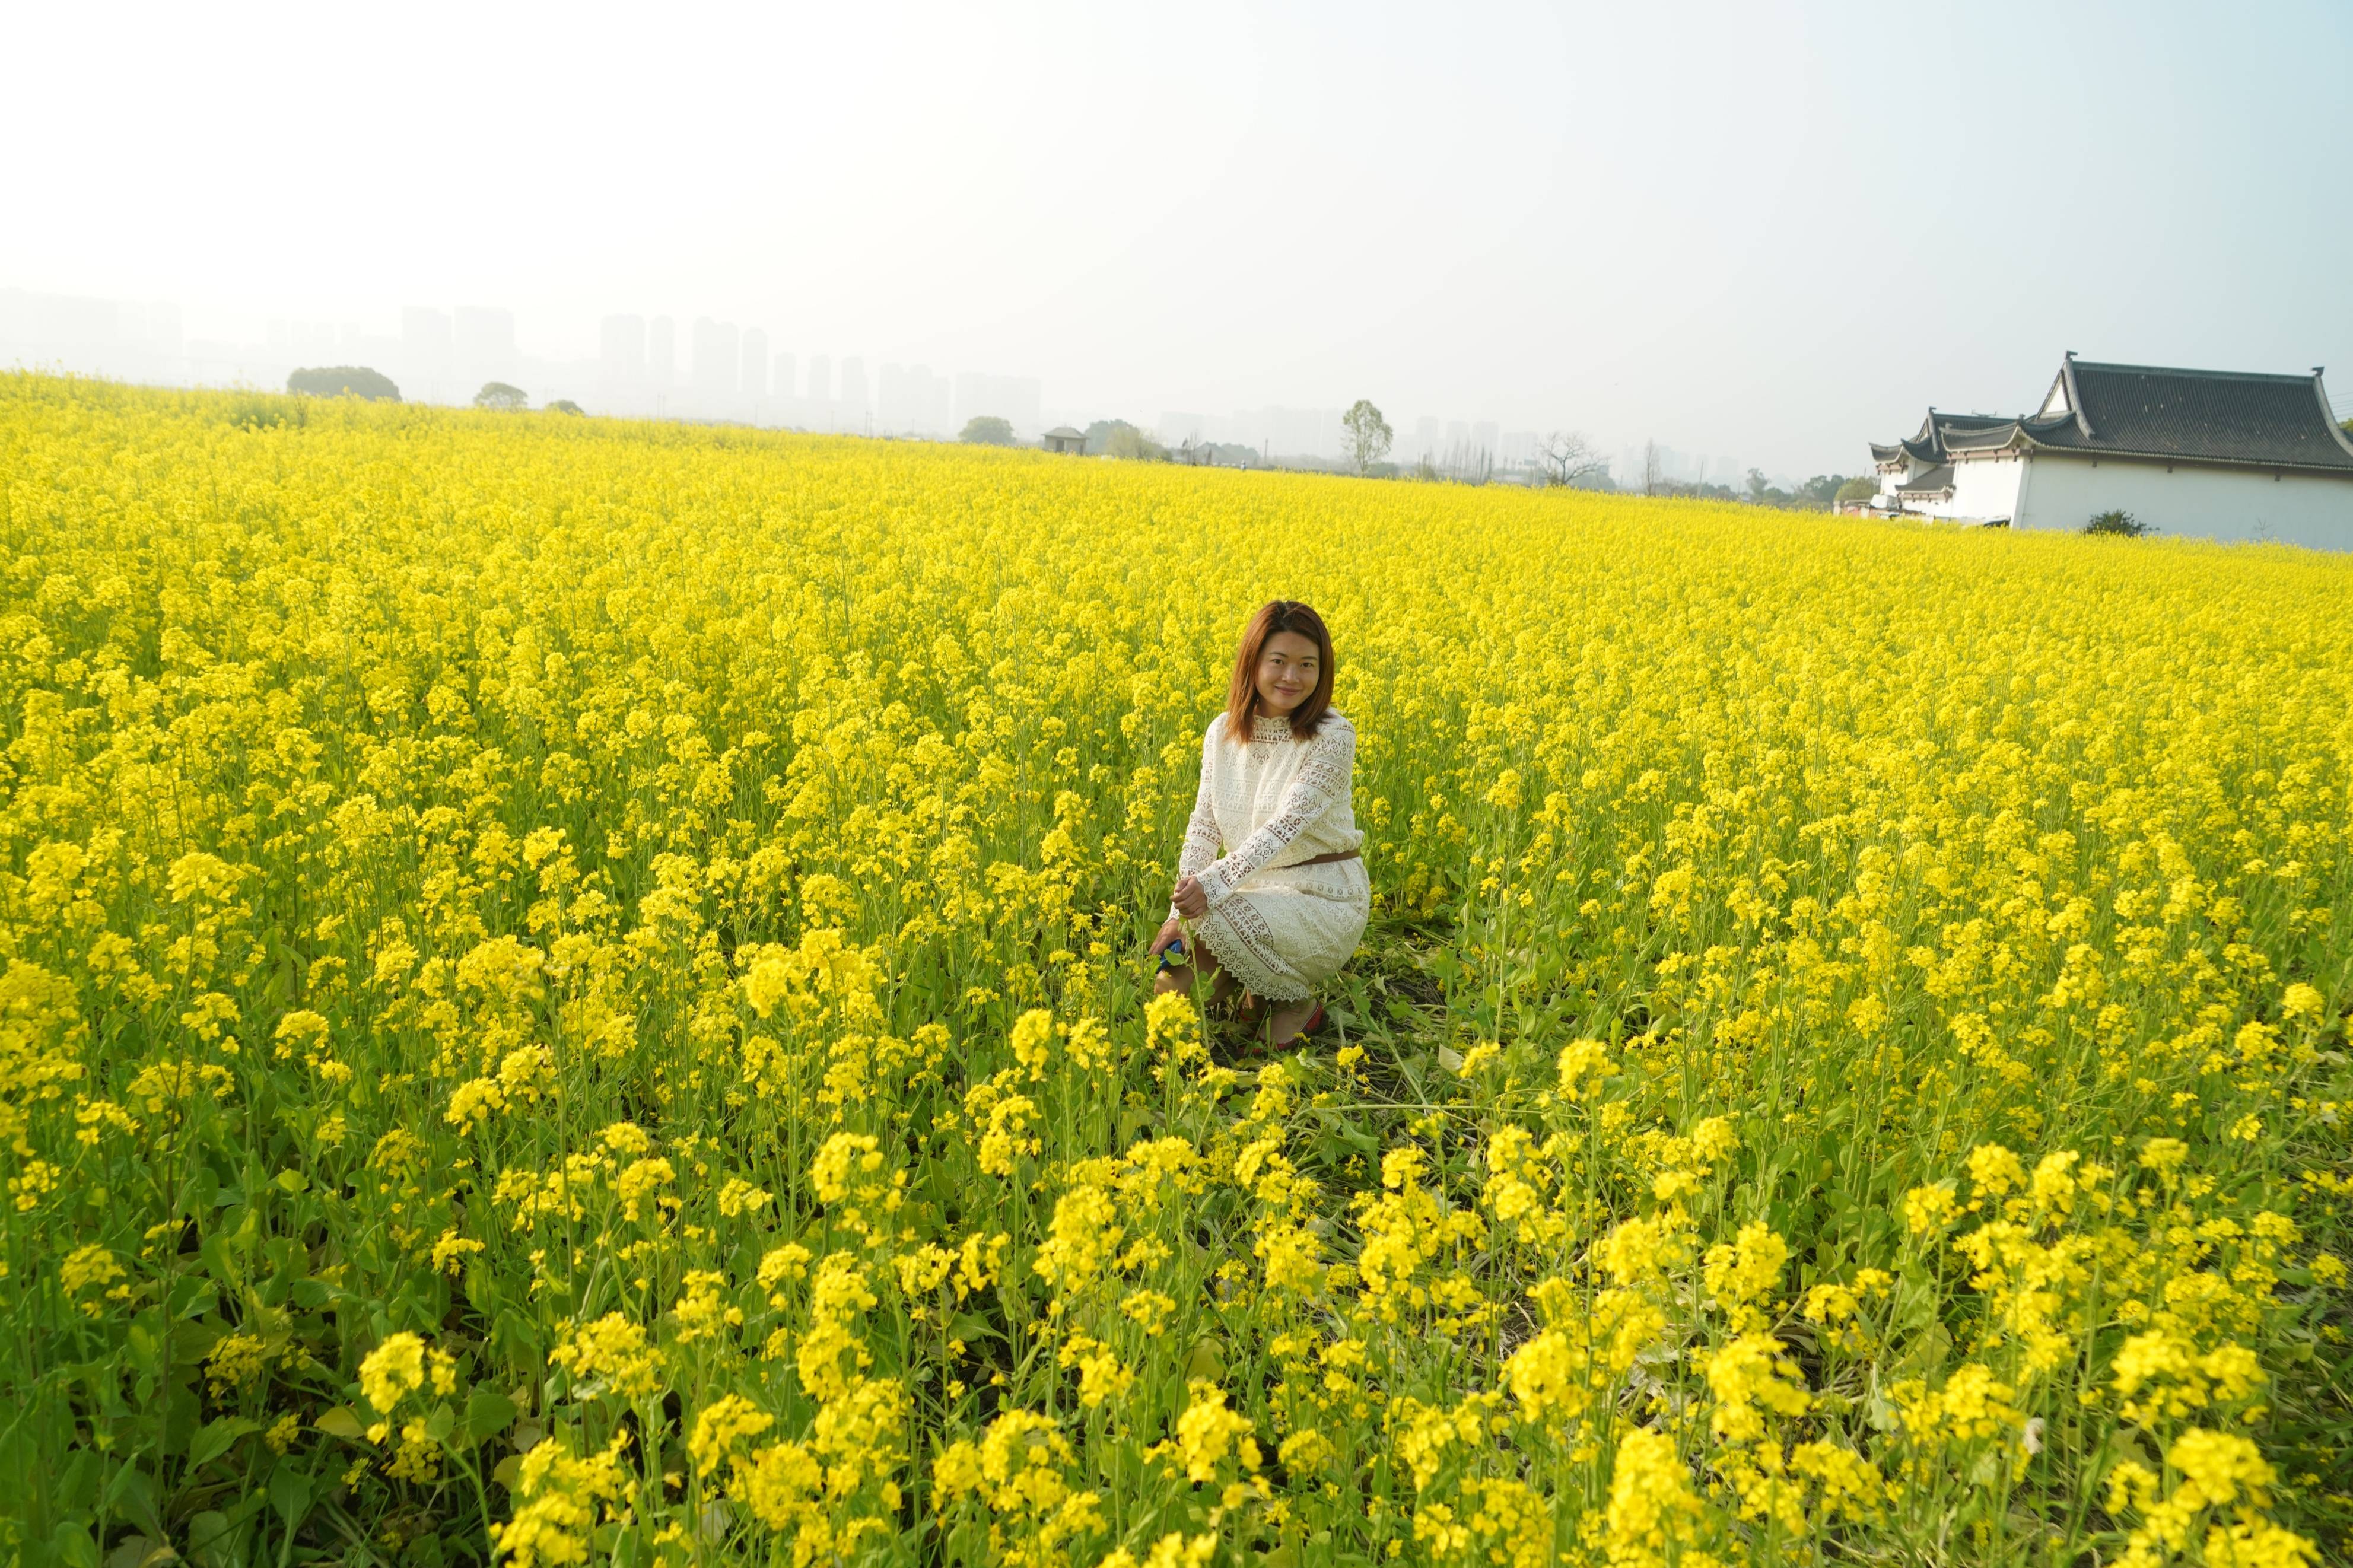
<box><xmin>1224</xmin><ymin>600</ymin><xmax>1336</xmax><ymax>742</ymax></box>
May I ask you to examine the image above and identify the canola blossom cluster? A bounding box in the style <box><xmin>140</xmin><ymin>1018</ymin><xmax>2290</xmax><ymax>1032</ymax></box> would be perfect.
<box><xmin>1</xmin><ymin>371</ymin><xmax>2348</xmax><ymax>1567</ymax></box>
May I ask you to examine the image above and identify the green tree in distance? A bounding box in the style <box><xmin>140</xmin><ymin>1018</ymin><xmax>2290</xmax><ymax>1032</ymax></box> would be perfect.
<box><xmin>287</xmin><ymin>365</ymin><xmax>400</xmax><ymax>401</ymax></box>
<box><xmin>1792</xmin><ymin>473</ymin><xmax>1861</xmax><ymax>509</ymax></box>
<box><xmin>474</xmin><ymin>383</ymin><xmax>528</xmax><ymax>411</ymax></box>
<box><xmin>1104</xmin><ymin>425</ymin><xmax>1167</xmax><ymax>462</ymax></box>
<box><xmin>546</xmin><ymin>400</ymin><xmax>585</xmax><ymax>416</ymax></box>
<box><xmin>1342</xmin><ymin>399</ymin><xmax>1392</xmax><ymax>475</ymax></box>
<box><xmin>960</xmin><ymin>416</ymin><xmax>1016</xmax><ymax>445</ymax></box>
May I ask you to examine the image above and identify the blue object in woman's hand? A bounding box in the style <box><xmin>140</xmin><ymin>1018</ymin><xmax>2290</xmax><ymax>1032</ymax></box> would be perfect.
<box><xmin>1157</xmin><ymin>936</ymin><xmax>1186</xmax><ymax>970</ymax></box>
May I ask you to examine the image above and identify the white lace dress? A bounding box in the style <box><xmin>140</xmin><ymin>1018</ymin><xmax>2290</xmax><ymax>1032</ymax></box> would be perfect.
<box><xmin>1173</xmin><ymin>710</ymin><xmax>1371</xmax><ymax>1001</ymax></box>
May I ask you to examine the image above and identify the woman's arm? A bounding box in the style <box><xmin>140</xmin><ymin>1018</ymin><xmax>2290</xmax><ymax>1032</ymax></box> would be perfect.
<box><xmin>1197</xmin><ymin>720</ymin><xmax>1353</xmax><ymax>907</ymax></box>
<box><xmin>1171</xmin><ymin>724</ymin><xmax>1223</xmax><ymax>916</ymax></box>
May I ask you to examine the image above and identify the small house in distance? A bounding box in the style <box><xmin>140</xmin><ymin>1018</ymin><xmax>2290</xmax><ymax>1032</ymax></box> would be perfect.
<box><xmin>1865</xmin><ymin>354</ymin><xmax>2353</xmax><ymax>549</ymax></box>
<box><xmin>1041</xmin><ymin>425</ymin><xmax>1086</xmax><ymax>454</ymax></box>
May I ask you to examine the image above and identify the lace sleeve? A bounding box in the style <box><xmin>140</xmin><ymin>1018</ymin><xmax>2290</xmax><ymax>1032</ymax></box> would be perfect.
<box><xmin>1172</xmin><ymin>721</ymin><xmax>1223</xmax><ymax>916</ymax></box>
<box><xmin>1199</xmin><ymin>719</ymin><xmax>1353</xmax><ymax>907</ymax></box>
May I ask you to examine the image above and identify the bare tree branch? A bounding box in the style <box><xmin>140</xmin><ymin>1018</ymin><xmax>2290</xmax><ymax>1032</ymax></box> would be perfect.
<box><xmin>1534</xmin><ymin>430</ymin><xmax>1607</xmax><ymax>488</ymax></box>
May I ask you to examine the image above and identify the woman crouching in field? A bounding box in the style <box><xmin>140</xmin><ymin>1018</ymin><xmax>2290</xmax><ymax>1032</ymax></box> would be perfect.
<box><xmin>1150</xmin><ymin>600</ymin><xmax>1371</xmax><ymax>1049</ymax></box>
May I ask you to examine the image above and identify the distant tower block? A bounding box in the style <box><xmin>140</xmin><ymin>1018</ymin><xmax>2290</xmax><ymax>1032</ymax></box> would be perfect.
<box><xmin>772</xmin><ymin>352</ymin><xmax>796</xmax><ymax>401</ymax></box>
<box><xmin>691</xmin><ymin>318</ymin><xmax>739</xmax><ymax>403</ymax></box>
<box><xmin>839</xmin><ymin>357</ymin><xmax>869</xmax><ymax>427</ymax></box>
<box><xmin>807</xmin><ymin>354</ymin><xmax>832</xmax><ymax>405</ymax></box>
<box><xmin>600</xmin><ymin>315</ymin><xmax>646</xmax><ymax>380</ymax></box>
<box><xmin>741</xmin><ymin>327</ymin><xmax>768</xmax><ymax>398</ymax></box>
<box><xmin>648</xmin><ymin>317</ymin><xmax>676</xmax><ymax>387</ymax></box>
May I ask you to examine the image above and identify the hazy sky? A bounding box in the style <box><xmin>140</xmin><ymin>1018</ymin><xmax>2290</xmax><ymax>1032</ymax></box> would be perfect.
<box><xmin>8</xmin><ymin>0</ymin><xmax>2351</xmax><ymax>473</ymax></box>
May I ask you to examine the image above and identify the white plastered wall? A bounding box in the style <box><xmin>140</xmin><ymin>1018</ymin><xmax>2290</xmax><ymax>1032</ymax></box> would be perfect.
<box><xmin>1924</xmin><ymin>456</ymin><xmax>2025</xmax><ymax>522</ymax></box>
<box><xmin>1901</xmin><ymin>454</ymin><xmax>2024</xmax><ymax>521</ymax></box>
<box><xmin>2015</xmin><ymin>456</ymin><xmax>2353</xmax><ymax>551</ymax></box>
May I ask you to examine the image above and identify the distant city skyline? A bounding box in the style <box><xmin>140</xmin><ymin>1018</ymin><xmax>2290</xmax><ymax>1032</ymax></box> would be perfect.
<box><xmin>4</xmin><ymin>282</ymin><xmax>1764</xmax><ymax>484</ymax></box>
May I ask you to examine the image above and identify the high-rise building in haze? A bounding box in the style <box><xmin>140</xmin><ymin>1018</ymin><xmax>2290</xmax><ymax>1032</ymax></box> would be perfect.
<box><xmin>1413</xmin><ymin>416</ymin><xmax>1439</xmax><ymax>463</ymax></box>
<box><xmin>648</xmin><ymin>317</ymin><xmax>676</xmax><ymax>387</ymax></box>
<box><xmin>453</xmin><ymin>307</ymin><xmax>516</xmax><ymax>379</ymax></box>
<box><xmin>402</xmin><ymin>307</ymin><xmax>453</xmax><ymax>357</ymax></box>
<box><xmin>740</xmin><ymin>327</ymin><xmax>768</xmax><ymax>399</ymax></box>
<box><xmin>806</xmin><ymin>354</ymin><xmax>832</xmax><ymax>406</ymax></box>
<box><xmin>691</xmin><ymin>318</ymin><xmax>739</xmax><ymax>405</ymax></box>
<box><xmin>771</xmin><ymin>352</ymin><xmax>796</xmax><ymax>403</ymax></box>
<box><xmin>952</xmin><ymin>373</ymin><xmax>1041</xmax><ymax>437</ymax></box>
<box><xmin>600</xmin><ymin>315</ymin><xmax>645</xmax><ymax>380</ymax></box>
<box><xmin>1473</xmin><ymin>421</ymin><xmax>1500</xmax><ymax>457</ymax></box>
<box><xmin>1235</xmin><ymin>406</ymin><xmax>1338</xmax><ymax>462</ymax></box>
<box><xmin>879</xmin><ymin>364</ymin><xmax>950</xmax><ymax>435</ymax></box>
<box><xmin>838</xmin><ymin>357</ymin><xmax>869</xmax><ymax>429</ymax></box>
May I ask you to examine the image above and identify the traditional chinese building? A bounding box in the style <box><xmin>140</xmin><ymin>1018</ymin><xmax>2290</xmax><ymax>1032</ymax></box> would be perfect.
<box><xmin>1868</xmin><ymin>354</ymin><xmax>2353</xmax><ymax>548</ymax></box>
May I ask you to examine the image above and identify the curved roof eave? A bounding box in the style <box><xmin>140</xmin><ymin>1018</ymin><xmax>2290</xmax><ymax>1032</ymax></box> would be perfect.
<box><xmin>2316</xmin><ymin>373</ymin><xmax>2353</xmax><ymax>460</ymax></box>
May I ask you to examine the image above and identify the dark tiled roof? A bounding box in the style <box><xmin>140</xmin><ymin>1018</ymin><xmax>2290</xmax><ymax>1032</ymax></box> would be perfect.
<box><xmin>1874</xmin><ymin>411</ymin><xmax>2028</xmax><ymax>466</ymax></box>
<box><xmin>1869</xmin><ymin>362</ymin><xmax>2353</xmax><ymax>476</ymax></box>
<box><xmin>1897</xmin><ymin>463</ymin><xmax>1954</xmax><ymax>494</ymax></box>
<box><xmin>2029</xmin><ymin>361</ymin><xmax>2353</xmax><ymax>471</ymax></box>
<box><xmin>1941</xmin><ymin>420</ymin><xmax>2042</xmax><ymax>454</ymax></box>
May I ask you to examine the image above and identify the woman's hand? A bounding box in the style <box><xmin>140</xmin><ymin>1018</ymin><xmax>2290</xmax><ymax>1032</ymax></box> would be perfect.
<box><xmin>1171</xmin><ymin>874</ymin><xmax>1209</xmax><ymax>920</ymax></box>
<box><xmin>1150</xmin><ymin>915</ymin><xmax>1185</xmax><ymax>956</ymax></box>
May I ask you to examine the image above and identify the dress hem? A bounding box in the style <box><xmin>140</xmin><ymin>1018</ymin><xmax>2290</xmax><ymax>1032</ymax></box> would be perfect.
<box><xmin>1196</xmin><ymin>902</ymin><xmax>1315</xmax><ymax>1003</ymax></box>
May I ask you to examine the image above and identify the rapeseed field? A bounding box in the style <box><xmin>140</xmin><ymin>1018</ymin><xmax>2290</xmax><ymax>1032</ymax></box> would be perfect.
<box><xmin>1</xmin><ymin>371</ymin><xmax>2347</xmax><ymax>1568</ymax></box>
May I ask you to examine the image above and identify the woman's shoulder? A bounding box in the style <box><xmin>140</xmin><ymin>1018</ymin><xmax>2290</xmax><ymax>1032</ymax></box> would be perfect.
<box><xmin>1315</xmin><ymin>708</ymin><xmax>1356</xmax><ymax>736</ymax></box>
<box><xmin>1204</xmin><ymin>712</ymin><xmax>1228</xmax><ymax>741</ymax></box>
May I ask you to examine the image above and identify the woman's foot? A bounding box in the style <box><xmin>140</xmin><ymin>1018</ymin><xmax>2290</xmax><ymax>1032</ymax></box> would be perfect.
<box><xmin>1264</xmin><ymin>997</ymin><xmax>1323</xmax><ymax>1048</ymax></box>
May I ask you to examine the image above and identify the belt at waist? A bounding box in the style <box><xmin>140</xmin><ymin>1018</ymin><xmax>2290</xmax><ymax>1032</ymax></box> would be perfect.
<box><xmin>1289</xmin><ymin>848</ymin><xmax>1361</xmax><ymax>867</ymax></box>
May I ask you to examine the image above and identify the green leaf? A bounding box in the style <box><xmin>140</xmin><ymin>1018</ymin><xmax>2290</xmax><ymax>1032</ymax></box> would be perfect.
<box><xmin>50</xmin><ymin>1522</ymin><xmax>99</xmax><ymax>1568</ymax></box>
<box><xmin>188</xmin><ymin>1416</ymin><xmax>257</xmax><ymax>1469</ymax></box>
<box><xmin>946</xmin><ymin>1313</ymin><xmax>1000</xmax><ymax>1345</ymax></box>
<box><xmin>125</xmin><ymin>1320</ymin><xmax>161</xmax><ymax>1377</ymax></box>
<box><xmin>186</xmin><ymin>1510</ymin><xmax>236</xmax><ymax>1568</ymax></box>
<box><xmin>314</xmin><ymin>1405</ymin><xmax>365</xmax><ymax>1440</ymax></box>
<box><xmin>274</xmin><ymin>1169</ymin><xmax>309</xmax><ymax>1194</ymax></box>
<box><xmin>269</xmin><ymin>1465</ymin><xmax>313</xmax><ymax>1530</ymax></box>
<box><xmin>1181</xmin><ymin>1338</ymin><xmax>1225</xmax><ymax>1383</ymax></box>
<box><xmin>199</xmin><ymin>1235</ymin><xmax>242</xmax><ymax>1290</ymax></box>
<box><xmin>493</xmin><ymin>1453</ymin><xmax>523</xmax><ymax>1491</ymax></box>
<box><xmin>423</xmin><ymin>1401</ymin><xmax>457</xmax><ymax>1444</ymax></box>
<box><xmin>463</xmin><ymin>1390</ymin><xmax>519</xmax><ymax>1446</ymax></box>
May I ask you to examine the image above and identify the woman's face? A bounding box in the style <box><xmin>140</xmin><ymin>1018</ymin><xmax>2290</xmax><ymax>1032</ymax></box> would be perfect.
<box><xmin>1255</xmin><ymin>630</ymin><xmax>1321</xmax><ymax>715</ymax></box>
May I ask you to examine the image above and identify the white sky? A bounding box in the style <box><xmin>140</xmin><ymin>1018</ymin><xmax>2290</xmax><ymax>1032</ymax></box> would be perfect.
<box><xmin>6</xmin><ymin>0</ymin><xmax>2350</xmax><ymax>475</ymax></box>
